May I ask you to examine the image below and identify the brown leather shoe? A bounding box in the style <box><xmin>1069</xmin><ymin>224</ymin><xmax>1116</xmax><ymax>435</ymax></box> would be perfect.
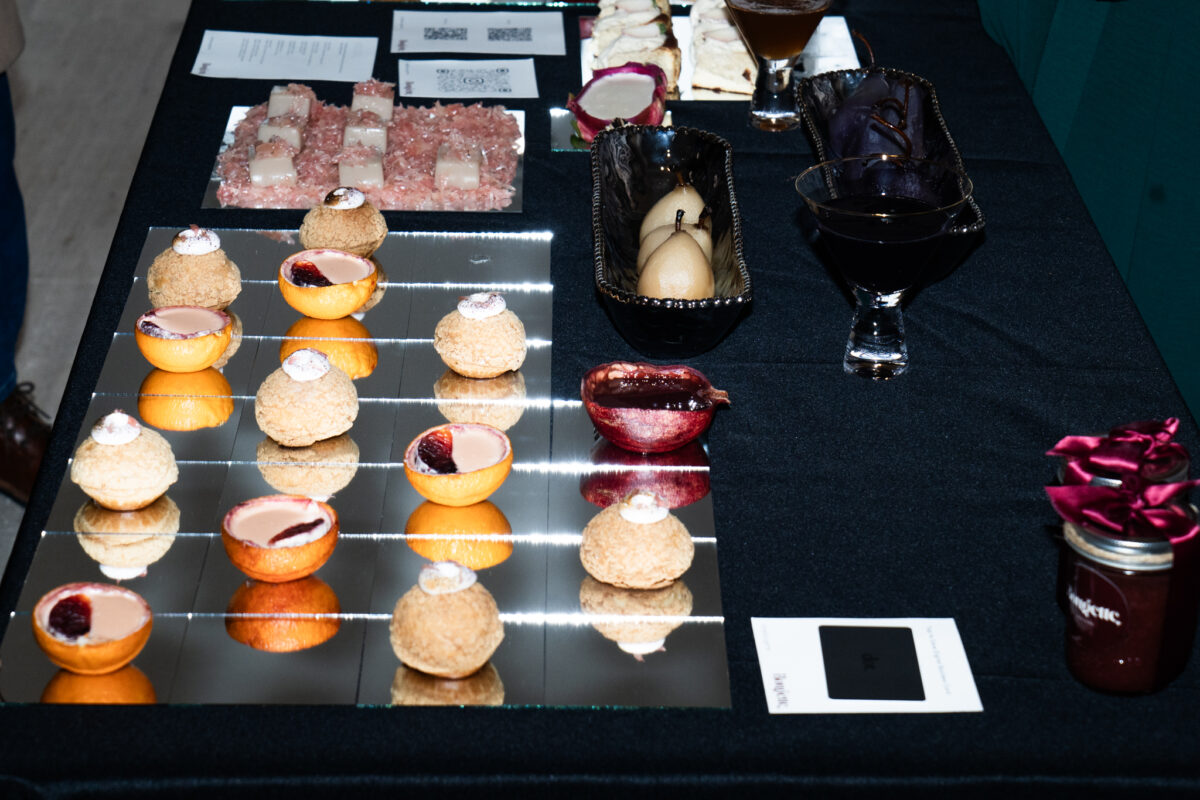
<box><xmin>0</xmin><ymin>382</ymin><xmax>52</xmax><ymax>505</ymax></box>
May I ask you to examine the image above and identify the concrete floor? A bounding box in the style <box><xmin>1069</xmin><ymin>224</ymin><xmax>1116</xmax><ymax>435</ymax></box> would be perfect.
<box><xmin>0</xmin><ymin>0</ymin><xmax>192</xmax><ymax>565</ymax></box>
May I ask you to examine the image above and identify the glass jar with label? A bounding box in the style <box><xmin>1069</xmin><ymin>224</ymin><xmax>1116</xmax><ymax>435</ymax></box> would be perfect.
<box><xmin>1060</xmin><ymin>521</ymin><xmax>1199</xmax><ymax>693</ymax></box>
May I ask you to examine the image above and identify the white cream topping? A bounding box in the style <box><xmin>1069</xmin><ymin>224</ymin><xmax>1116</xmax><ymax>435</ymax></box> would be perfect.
<box><xmin>91</xmin><ymin>411</ymin><xmax>141</xmax><ymax>446</ymax></box>
<box><xmin>282</xmin><ymin>348</ymin><xmax>331</xmax><ymax>382</ymax></box>
<box><xmin>100</xmin><ymin>564</ymin><xmax>148</xmax><ymax>581</ymax></box>
<box><xmin>323</xmin><ymin>187</ymin><xmax>366</xmax><ymax>210</ymax></box>
<box><xmin>418</xmin><ymin>560</ymin><xmax>477</xmax><ymax>595</ymax></box>
<box><xmin>618</xmin><ymin>638</ymin><xmax>666</xmax><ymax>655</ymax></box>
<box><xmin>618</xmin><ymin>490</ymin><xmax>669</xmax><ymax>524</ymax></box>
<box><xmin>457</xmin><ymin>292</ymin><xmax>506</xmax><ymax>320</ymax></box>
<box><xmin>172</xmin><ymin>226</ymin><xmax>221</xmax><ymax>256</ymax></box>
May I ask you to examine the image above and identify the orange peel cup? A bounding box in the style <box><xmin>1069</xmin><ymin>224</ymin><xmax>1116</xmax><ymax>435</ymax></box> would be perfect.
<box><xmin>405</xmin><ymin>500</ymin><xmax>514</xmax><ymax>570</ymax></box>
<box><xmin>225</xmin><ymin>576</ymin><xmax>341</xmax><ymax>653</ymax></box>
<box><xmin>32</xmin><ymin>583</ymin><xmax>153</xmax><ymax>676</ymax></box>
<box><xmin>221</xmin><ymin>495</ymin><xmax>339</xmax><ymax>583</ymax></box>
<box><xmin>41</xmin><ymin>665</ymin><xmax>156</xmax><ymax>705</ymax></box>
<box><xmin>279</xmin><ymin>315</ymin><xmax>378</xmax><ymax>379</ymax></box>
<box><xmin>134</xmin><ymin>306</ymin><xmax>232</xmax><ymax>373</ymax></box>
<box><xmin>403</xmin><ymin>423</ymin><xmax>513</xmax><ymax>507</ymax></box>
<box><xmin>137</xmin><ymin>367</ymin><xmax>234</xmax><ymax>431</ymax></box>
<box><xmin>278</xmin><ymin>249</ymin><xmax>378</xmax><ymax>320</ymax></box>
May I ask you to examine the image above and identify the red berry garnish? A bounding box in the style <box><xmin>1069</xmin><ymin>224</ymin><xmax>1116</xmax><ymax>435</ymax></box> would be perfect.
<box><xmin>289</xmin><ymin>260</ymin><xmax>333</xmax><ymax>287</ymax></box>
<box><xmin>269</xmin><ymin>518</ymin><xmax>325</xmax><ymax>545</ymax></box>
<box><xmin>417</xmin><ymin>429</ymin><xmax>457</xmax><ymax>474</ymax></box>
<box><xmin>49</xmin><ymin>594</ymin><xmax>92</xmax><ymax>639</ymax></box>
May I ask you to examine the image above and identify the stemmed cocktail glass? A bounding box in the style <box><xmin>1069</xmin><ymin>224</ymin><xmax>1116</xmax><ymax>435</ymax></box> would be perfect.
<box><xmin>724</xmin><ymin>0</ymin><xmax>831</xmax><ymax>131</ymax></box>
<box><xmin>795</xmin><ymin>155</ymin><xmax>973</xmax><ymax>379</ymax></box>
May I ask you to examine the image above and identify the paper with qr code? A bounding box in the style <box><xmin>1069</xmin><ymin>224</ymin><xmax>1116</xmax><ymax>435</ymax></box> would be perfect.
<box><xmin>396</xmin><ymin>59</ymin><xmax>538</xmax><ymax>99</ymax></box>
<box><xmin>391</xmin><ymin>11</ymin><xmax>565</xmax><ymax>55</ymax></box>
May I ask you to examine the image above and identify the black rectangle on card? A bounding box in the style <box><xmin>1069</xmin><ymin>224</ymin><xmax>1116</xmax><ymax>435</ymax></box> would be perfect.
<box><xmin>818</xmin><ymin>625</ymin><xmax>925</xmax><ymax>701</ymax></box>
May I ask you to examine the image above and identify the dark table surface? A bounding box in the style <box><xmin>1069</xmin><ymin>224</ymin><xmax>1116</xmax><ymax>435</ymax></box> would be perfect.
<box><xmin>2</xmin><ymin>0</ymin><xmax>1198</xmax><ymax>796</ymax></box>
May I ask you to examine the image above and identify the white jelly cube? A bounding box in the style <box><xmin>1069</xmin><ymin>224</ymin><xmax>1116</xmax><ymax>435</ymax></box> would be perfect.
<box><xmin>249</xmin><ymin>152</ymin><xmax>297</xmax><ymax>187</ymax></box>
<box><xmin>267</xmin><ymin>86</ymin><xmax>311</xmax><ymax>119</ymax></box>
<box><xmin>343</xmin><ymin>120</ymin><xmax>386</xmax><ymax>150</ymax></box>
<box><xmin>434</xmin><ymin>143</ymin><xmax>482</xmax><ymax>191</ymax></box>
<box><xmin>257</xmin><ymin>118</ymin><xmax>304</xmax><ymax>150</ymax></box>
<box><xmin>351</xmin><ymin>93</ymin><xmax>394</xmax><ymax>123</ymax></box>
<box><xmin>338</xmin><ymin>156</ymin><xmax>384</xmax><ymax>189</ymax></box>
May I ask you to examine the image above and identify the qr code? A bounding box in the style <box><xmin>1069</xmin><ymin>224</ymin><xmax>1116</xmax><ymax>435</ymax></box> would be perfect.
<box><xmin>423</xmin><ymin>27</ymin><xmax>468</xmax><ymax>41</ymax></box>
<box><xmin>436</xmin><ymin>68</ymin><xmax>512</xmax><ymax>95</ymax></box>
<box><xmin>487</xmin><ymin>27</ymin><xmax>533</xmax><ymax>42</ymax></box>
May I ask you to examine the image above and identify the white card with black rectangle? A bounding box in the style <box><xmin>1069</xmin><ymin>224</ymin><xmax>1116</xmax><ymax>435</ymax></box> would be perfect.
<box><xmin>396</xmin><ymin>59</ymin><xmax>538</xmax><ymax>99</ymax></box>
<box><xmin>751</xmin><ymin>617</ymin><xmax>983</xmax><ymax>714</ymax></box>
<box><xmin>391</xmin><ymin>11</ymin><xmax>566</xmax><ymax>56</ymax></box>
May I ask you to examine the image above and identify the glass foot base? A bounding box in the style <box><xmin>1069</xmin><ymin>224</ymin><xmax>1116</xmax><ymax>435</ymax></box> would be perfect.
<box><xmin>843</xmin><ymin>290</ymin><xmax>909</xmax><ymax>380</ymax></box>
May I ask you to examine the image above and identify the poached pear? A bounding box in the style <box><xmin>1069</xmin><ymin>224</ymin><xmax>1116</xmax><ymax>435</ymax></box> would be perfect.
<box><xmin>639</xmin><ymin>175</ymin><xmax>707</xmax><ymax>242</ymax></box>
<box><xmin>637</xmin><ymin>210</ymin><xmax>715</xmax><ymax>300</ymax></box>
<box><xmin>637</xmin><ymin>207</ymin><xmax>712</xmax><ymax>273</ymax></box>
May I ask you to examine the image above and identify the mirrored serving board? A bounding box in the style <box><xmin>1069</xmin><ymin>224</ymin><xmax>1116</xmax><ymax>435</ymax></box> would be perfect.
<box><xmin>0</xmin><ymin>227</ymin><xmax>730</xmax><ymax>707</ymax></box>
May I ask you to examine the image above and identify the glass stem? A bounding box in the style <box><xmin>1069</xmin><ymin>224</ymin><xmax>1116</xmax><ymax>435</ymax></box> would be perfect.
<box><xmin>748</xmin><ymin>56</ymin><xmax>802</xmax><ymax>131</ymax></box>
<box><xmin>843</xmin><ymin>289</ymin><xmax>908</xmax><ymax>379</ymax></box>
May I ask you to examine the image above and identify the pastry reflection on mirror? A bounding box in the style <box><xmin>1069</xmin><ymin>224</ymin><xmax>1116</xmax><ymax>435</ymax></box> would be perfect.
<box><xmin>41</xmin><ymin>665</ymin><xmax>156</xmax><ymax>705</ymax></box>
<box><xmin>580</xmin><ymin>490</ymin><xmax>694</xmax><ymax>589</ymax></box>
<box><xmin>73</xmin><ymin>495</ymin><xmax>179</xmax><ymax>580</ymax></box>
<box><xmin>404</xmin><ymin>423</ymin><xmax>513</xmax><ymax>507</ymax></box>
<box><xmin>221</xmin><ymin>494</ymin><xmax>339</xmax><ymax>583</ymax></box>
<box><xmin>138</xmin><ymin>368</ymin><xmax>234</xmax><ymax>432</ymax></box>
<box><xmin>579</xmin><ymin>576</ymin><xmax>693</xmax><ymax>662</ymax></box>
<box><xmin>32</xmin><ymin>582</ymin><xmax>153</xmax><ymax>675</ymax></box>
<box><xmin>255</xmin><ymin>348</ymin><xmax>358</xmax><ymax>447</ymax></box>
<box><xmin>70</xmin><ymin>411</ymin><xmax>178</xmax><ymax>511</ymax></box>
<box><xmin>390</xmin><ymin>662</ymin><xmax>504</xmax><ymax>707</ymax></box>
<box><xmin>390</xmin><ymin>561</ymin><xmax>504</xmax><ymax>679</ymax></box>
<box><xmin>580</xmin><ymin>439</ymin><xmax>710</xmax><ymax>509</ymax></box>
<box><xmin>225</xmin><ymin>576</ymin><xmax>341</xmax><ymax>653</ymax></box>
<box><xmin>433</xmin><ymin>369</ymin><xmax>526</xmax><ymax>432</ymax></box>
<box><xmin>147</xmin><ymin>226</ymin><xmax>241</xmax><ymax>310</ymax></box>
<box><xmin>433</xmin><ymin>292</ymin><xmax>526</xmax><ymax>379</ymax></box>
<box><xmin>211</xmin><ymin>310</ymin><xmax>243</xmax><ymax>370</ymax></box>
<box><xmin>279</xmin><ymin>315</ymin><xmax>378</xmax><ymax>380</ymax></box>
<box><xmin>299</xmin><ymin>187</ymin><xmax>388</xmax><ymax>257</ymax></box>
<box><xmin>405</xmin><ymin>500</ymin><xmax>513</xmax><ymax>570</ymax></box>
<box><xmin>256</xmin><ymin>435</ymin><xmax>359</xmax><ymax>501</ymax></box>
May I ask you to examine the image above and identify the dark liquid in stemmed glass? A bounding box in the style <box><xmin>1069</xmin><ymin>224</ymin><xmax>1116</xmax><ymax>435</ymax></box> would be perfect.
<box><xmin>815</xmin><ymin>195</ymin><xmax>950</xmax><ymax>295</ymax></box>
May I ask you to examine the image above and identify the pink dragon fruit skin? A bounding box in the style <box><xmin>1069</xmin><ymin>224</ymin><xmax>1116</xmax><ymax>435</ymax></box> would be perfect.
<box><xmin>567</xmin><ymin>62</ymin><xmax>668</xmax><ymax>143</ymax></box>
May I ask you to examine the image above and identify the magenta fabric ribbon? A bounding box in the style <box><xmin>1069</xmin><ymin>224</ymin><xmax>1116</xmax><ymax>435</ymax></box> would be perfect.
<box><xmin>1048</xmin><ymin>418</ymin><xmax>1187</xmax><ymax>486</ymax></box>
<box><xmin>1046</xmin><ymin>480</ymin><xmax>1199</xmax><ymax>546</ymax></box>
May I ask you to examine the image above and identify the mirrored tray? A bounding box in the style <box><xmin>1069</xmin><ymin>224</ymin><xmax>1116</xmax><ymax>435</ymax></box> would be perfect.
<box><xmin>0</xmin><ymin>228</ymin><xmax>730</xmax><ymax>707</ymax></box>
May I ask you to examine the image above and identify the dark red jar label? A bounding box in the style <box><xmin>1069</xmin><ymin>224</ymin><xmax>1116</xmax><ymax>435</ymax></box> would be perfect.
<box><xmin>1066</xmin><ymin>563</ymin><xmax>1129</xmax><ymax>646</ymax></box>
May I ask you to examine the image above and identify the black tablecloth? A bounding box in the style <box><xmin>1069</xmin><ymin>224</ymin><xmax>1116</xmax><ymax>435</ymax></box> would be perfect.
<box><xmin>3</xmin><ymin>0</ymin><xmax>1198</xmax><ymax>796</ymax></box>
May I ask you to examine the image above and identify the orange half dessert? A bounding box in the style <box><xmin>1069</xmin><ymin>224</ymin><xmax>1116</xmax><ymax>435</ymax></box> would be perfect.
<box><xmin>134</xmin><ymin>306</ymin><xmax>232</xmax><ymax>373</ymax></box>
<box><xmin>32</xmin><ymin>582</ymin><xmax>153</xmax><ymax>675</ymax></box>
<box><xmin>221</xmin><ymin>494</ymin><xmax>339</xmax><ymax>582</ymax></box>
<box><xmin>404</xmin><ymin>423</ymin><xmax>513</xmax><ymax>507</ymax></box>
<box><xmin>278</xmin><ymin>248</ymin><xmax>377</xmax><ymax>319</ymax></box>
<box><xmin>138</xmin><ymin>367</ymin><xmax>234</xmax><ymax>431</ymax></box>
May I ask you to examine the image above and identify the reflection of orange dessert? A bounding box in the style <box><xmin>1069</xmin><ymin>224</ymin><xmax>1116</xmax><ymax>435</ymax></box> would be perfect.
<box><xmin>580</xmin><ymin>490</ymin><xmax>694</xmax><ymax>589</ymax></box>
<box><xmin>41</xmin><ymin>665</ymin><xmax>157</xmax><ymax>705</ymax></box>
<box><xmin>32</xmin><ymin>582</ymin><xmax>152</xmax><ymax>675</ymax></box>
<box><xmin>221</xmin><ymin>495</ymin><xmax>339</xmax><ymax>583</ymax></box>
<box><xmin>138</xmin><ymin>368</ymin><xmax>234</xmax><ymax>431</ymax></box>
<box><xmin>433</xmin><ymin>293</ymin><xmax>526</xmax><ymax>379</ymax></box>
<box><xmin>433</xmin><ymin>369</ymin><xmax>526</xmax><ymax>431</ymax></box>
<box><xmin>73</xmin><ymin>496</ymin><xmax>179</xmax><ymax>580</ymax></box>
<box><xmin>299</xmin><ymin>187</ymin><xmax>388</xmax><ymax>257</ymax></box>
<box><xmin>279</xmin><ymin>316</ymin><xmax>378</xmax><ymax>380</ymax></box>
<box><xmin>579</xmin><ymin>576</ymin><xmax>693</xmax><ymax>660</ymax></box>
<box><xmin>135</xmin><ymin>306</ymin><xmax>232</xmax><ymax>373</ymax></box>
<box><xmin>147</xmin><ymin>227</ymin><xmax>241</xmax><ymax>310</ymax></box>
<box><xmin>405</xmin><ymin>501</ymin><xmax>513</xmax><ymax>570</ymax></box>
<box><xmin>225</xmin><ymin>576</ymin><xmax>341</xmax><ymax>652</ymax></box>
<box><xmin>390</xmin><ymin>662</ymin><xmax>504</xmax><ymax>706</ymax></box>
<box><xmin>390</xmin><ymin>561</ymin><xmax>504</xmax><ymax>679</ymax></box>
<box><xmin>70</xmin><ymin>411</ymin><xmax>178</xmax><ymax>511</ymax></box>
<box><xmin>255</xmin><ymin>435</ymin><xmax>360</xmax><ymax>500</ymax></box>
<box><xmin>404</xmin><ymin>423</ymin><xmax>512</xmax><ymax>507</ymax></box>
<box><xmin>278</xmin><ymin>248</ymin><xmax>377</xmax><ymax>319</ymax></box>
<box><xmin>255</xmin><ymin>349</ymin><xmax>358</xmax><ymax>447</ymax></box>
